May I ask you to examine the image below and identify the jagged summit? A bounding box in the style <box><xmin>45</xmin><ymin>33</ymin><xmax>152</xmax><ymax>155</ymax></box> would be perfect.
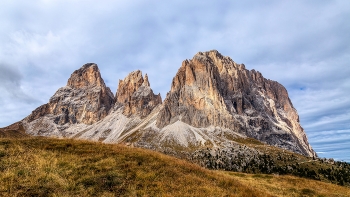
<box><xmin>143</xmin><ymin>73</ymin><xmax>150</xmax><ymax>87</ymax></box>
<box><xmin>23</xmin><ymin>63</ymin><xmax>115</xmax><ymax>137</ymax></box>
<box><xmin>67</xmin><ymin>63</ymin><xmax>105</xmax><ymax>88</ymax></box>
<box><xmin>116</xmin><ymin>70</ymin><xmax>144</xmax><ymax>104</ymax></box>
<box><xmin>116</xmin><ymin>70</ymin><xmax>162</xmax><ymax>117</ymax></box>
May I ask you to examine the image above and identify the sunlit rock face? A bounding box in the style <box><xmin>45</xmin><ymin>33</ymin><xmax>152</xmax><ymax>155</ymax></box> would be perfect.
<box><xmin>157</xmin><ymin>50</ymin><xmax>315</xmax><ymax>157</ymax></box>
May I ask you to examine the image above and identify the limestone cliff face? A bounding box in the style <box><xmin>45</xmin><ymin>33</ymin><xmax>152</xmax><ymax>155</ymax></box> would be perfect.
<box><xmin>157</xmin><ymin>50</ymin><xmax>315</xmax><ymax>157</ymax></box>
<box><xmin>26</xmin><ymin>63</ymin><xmax>114</xmax><ymax>125</ymax></box>
<box><xmin>116</xmin><ymin>70</ymin><xmax>162</xmax><ymax>117</ymax></box>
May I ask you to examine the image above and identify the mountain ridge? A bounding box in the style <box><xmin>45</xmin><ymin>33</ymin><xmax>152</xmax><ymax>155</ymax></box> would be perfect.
<box><xmin>10</xmin><ymin>50</ymin><xmax>316</xmax><ymax>160</ymax></box>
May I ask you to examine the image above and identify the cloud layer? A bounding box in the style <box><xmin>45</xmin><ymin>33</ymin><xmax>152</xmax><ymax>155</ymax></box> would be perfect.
<box><xmin>1</xmin><ymin>1</ymin><xmax>349</xmax><ymax>162</ymax></box>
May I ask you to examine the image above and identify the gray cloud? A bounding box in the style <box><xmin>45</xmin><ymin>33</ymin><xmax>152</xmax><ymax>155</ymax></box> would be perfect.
<box><xmin>0</xmin><ymin>0</ymin><xmax>349</xmax><ymax>161</ymax></box>
<box><xmin>0</xmin><ymin>63</ymin><xmax>38</xmax><ymax>103</ymax></box>
<box><xmin>0</xmin><ymin>63</ymin><xmax>41</xmax><ymax>126</ymax></box>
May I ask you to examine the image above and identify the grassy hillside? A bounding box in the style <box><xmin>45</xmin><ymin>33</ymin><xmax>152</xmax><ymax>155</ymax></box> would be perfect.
<box><xmin>225</xmin><ymin>172</ymin><xmax>350</xmax><ymax>197</ymax></box>
<box><xmin>0</xmin><ymin>122</ymin><xmax>27</xmax><ymax>138</ymax></box>
<box><xmin>0</xmin><ymin>137</ymin><xmax>349</xmax><ymax>197</ymax></box>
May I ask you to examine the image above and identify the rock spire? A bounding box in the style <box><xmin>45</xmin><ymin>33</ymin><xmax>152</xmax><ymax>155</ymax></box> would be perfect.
<box><xmin>116</xmin><ymin>70</ymin><xmax>162</xmax><ymax>117</ymax></box>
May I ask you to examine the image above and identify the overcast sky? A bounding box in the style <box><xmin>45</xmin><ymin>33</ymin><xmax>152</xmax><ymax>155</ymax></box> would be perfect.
<box><xmin>0</xmin><ymin>0</ymin><xmax>349</xmax><ymax>162</ymax></box>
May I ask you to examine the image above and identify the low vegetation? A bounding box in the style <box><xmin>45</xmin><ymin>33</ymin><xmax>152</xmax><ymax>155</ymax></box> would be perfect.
<box><xmin>192</xmin><ymin>137</ymin><xmax>350</xmax><ymax>187</ymax></box>
<box><xmin>224</xmin><ymin>172</ymin><xmax>350</xmax><ymax>197</ymax></box>
<box><xmin>1</xmin><ymin>137</ymin><xmax>349</xmax><ymax>196</ymax></box>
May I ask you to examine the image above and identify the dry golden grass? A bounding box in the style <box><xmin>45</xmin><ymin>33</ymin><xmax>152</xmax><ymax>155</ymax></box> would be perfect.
<box><xmin>0</xmin><ymin>137</ymin><xmax>269</xmax><ymax>197</ymax></box>
<box><xmin>224</xmin><ymin>172</ymin><xmax>350</xmax><ymax>197</ymax></box>
<box><xmin>0</xmin><ymin>137</ymin><xmax>349</xmax><ymax>197</ymax></box>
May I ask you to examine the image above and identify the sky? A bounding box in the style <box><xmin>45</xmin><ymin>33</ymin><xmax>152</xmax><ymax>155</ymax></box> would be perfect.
<box><xmin>0</xmin><ymin>0</ymin><xmax>349</xmax><ymax>162</ymax></box>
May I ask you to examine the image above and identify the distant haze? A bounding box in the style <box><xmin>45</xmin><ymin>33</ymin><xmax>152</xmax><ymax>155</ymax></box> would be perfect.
<box><xmin>0</xmin><ymin>1</ymin><xmax>349</xmax><ymax>162</ymax></box>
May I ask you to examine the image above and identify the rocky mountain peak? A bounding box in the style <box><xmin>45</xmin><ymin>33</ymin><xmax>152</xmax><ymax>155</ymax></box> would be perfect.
<box><xmin>116</xmin><ymin>70</ymin><xmax>144</xmax><ymax>103</ymax></box>
<box><xmin>24</xmin><ymin>63</ymin><xmax>114</xmax><ymax>127</ymax></box>
<box><xmin>159</xmin><ymin>50</ymin><xmax>233</xmax><ymax>128</ymax></box>
<box><xmin>116</xmin><ymin>70</ymin><xmax>161</xmax><ymax>117</ymax></box>
<box><xmin>67</xmin><ymin>63</ymin><xmax>104</xmax><ymax>89</ymax></box>
<box><xmin>158</xmin><ymin>50</ymin><xmax>315</xmax><ymax>157</ymax></box>
<box><xmin>143</xmin><ymin>73</ymin><xmax>150</xmax><ymax>87</ymax></box>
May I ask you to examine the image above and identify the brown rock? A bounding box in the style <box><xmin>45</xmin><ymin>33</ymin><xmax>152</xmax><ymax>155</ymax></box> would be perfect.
<box><xmin>116</xmin><ymin>70</ymin><xmax>162</xmax><ymax>117</ymax></box>
<box><xmin>0</xmin><ymin>122</ymin><xmax>27</xmax><ymax>138</ymax></box>
<box><xmin>26</xmin><ymin>103</ymin><xmax>51</xmax><ymax>122</ymax></box>
<box><xmin>67</xmin><ymin>63</ymin><xmax>104</xmax><ymax>88</ymax></box>
<box><xmin>116</xmin><ymin>70</ymin><xmax>144</xmax><ymax>104</ymax></box>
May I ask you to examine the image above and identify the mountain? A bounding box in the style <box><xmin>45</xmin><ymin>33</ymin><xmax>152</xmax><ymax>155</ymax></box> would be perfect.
<box><xmin>157</xmin><ymin>50</ymin><xmax>314</xmax><ymax>157</ymax></box>
<box><xmin>17</xmin><ymin>50</ymin><xmax>315</xmax><ymax>162</ymax></box>
<box><xmin>23</xmin><ymin>63</ymin><xmax>115</xmax><ymax>136</ymax></box>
